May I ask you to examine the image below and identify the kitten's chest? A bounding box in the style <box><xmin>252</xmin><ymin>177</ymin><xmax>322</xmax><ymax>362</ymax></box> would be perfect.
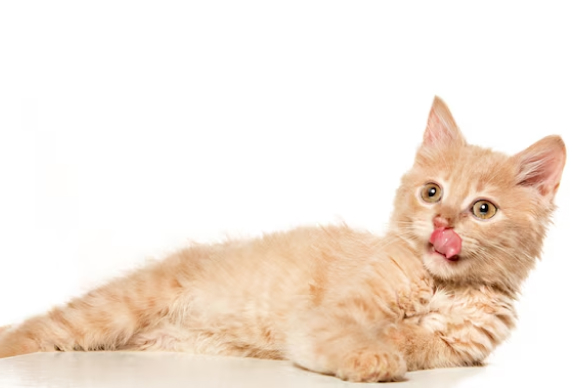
<box><xmin>367</xmin><ymin>256</ymin><xmax>435</xmax><ymax>320</ymax></box>
<box><xmin>393</xmin><ymin>276</ymin><xmax>435</xmax><ymax>319</ymax></box>
<box><xmin>404</xmin><ymin>286</ymin><xmax>517</xmax><ymax>340</ymax></box>
<box><xmin>369</xmin><ymin>258</ymin><xmax>513</xmax><ymax>330</ymax></box>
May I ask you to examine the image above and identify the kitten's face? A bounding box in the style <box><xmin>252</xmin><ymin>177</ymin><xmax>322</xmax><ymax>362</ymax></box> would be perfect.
<box><xmin>391</xmin><ymin>98</ymin><xmax>566</xmax><ymax>290</ymax></box>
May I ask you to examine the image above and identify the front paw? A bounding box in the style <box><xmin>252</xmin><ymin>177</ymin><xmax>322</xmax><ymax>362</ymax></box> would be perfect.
<box><xmin>336</xmin><ymin>349</ymin><xmax>407</xmax><ymax>382</ymax></box>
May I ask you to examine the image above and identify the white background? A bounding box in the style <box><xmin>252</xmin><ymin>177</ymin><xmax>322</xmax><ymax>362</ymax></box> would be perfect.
<box><xmin>1</xmin><ymin>1</ymin><xmax>580</xmax><ymax>384</ymax></box>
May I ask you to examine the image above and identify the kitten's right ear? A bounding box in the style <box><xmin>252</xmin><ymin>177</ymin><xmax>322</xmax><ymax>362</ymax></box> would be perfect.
<box><xmin>422</xmin><ymin>96</ymin><xmax>466</xmax><ymax>148</ymax></box>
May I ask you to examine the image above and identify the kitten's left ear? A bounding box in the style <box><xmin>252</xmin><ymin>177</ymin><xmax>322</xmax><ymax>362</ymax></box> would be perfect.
<box><xmin>422</xmin><ymin>96</ymin><xmax>466</xmax><ymax>148</ymax></box>
<box><xmin>512</xmin><ymin>135</ymin><xmax>566</xmax><ymax>200</ymax></box>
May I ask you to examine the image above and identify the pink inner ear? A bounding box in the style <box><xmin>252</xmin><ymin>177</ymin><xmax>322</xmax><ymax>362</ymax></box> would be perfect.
<box><xmin>516</xmin><ymin>137</ymin><xmax>566</xmax><ymax>197</ymax></box>
<box><xmin>422</xmin><ymin>97</ymin><xmax>465</xmax><ymax>149</ymax></box>
<box><xmin>424</xmin><ymin>111</ymin><xmax>448</xmax><ymax>145</ymax></box>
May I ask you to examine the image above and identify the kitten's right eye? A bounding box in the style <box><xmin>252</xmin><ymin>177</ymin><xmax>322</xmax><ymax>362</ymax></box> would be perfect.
<box><xmin>421</xmin><ymin>183</ymin><xmax>442</xmax><ymax>203</ymax></box>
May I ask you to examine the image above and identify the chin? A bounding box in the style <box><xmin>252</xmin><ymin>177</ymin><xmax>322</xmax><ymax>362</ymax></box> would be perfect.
<box><xmin>421</xmin><ymin>247</ymin><xmax>466</xmax><ymax>280</ymax></box>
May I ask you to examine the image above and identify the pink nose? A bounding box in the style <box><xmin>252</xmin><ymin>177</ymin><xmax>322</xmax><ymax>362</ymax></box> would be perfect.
<box><xmin>433</xmin><ymin>216</ymin><xmax>450</xmax><ymax>229</ymax></box>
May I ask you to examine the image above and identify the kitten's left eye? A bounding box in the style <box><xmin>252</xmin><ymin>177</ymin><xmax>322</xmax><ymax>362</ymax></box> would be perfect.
<box><xmin>472</xmin><ymin>200</ymin><xmax>497</xmax><ymax>219</ymax></box>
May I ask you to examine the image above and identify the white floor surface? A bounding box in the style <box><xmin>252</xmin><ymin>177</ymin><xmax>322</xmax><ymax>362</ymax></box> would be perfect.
<box><xmin>0</xmin><ymin>351</ymin><xmax>569</xmax><ymax>388</ymax></box>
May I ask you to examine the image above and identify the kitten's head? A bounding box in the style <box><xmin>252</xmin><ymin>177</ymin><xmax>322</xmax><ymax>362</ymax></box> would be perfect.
<box><xmin>391</xmin><ymin>97</ymin><xmax>566</xmax><ymax>291</ymax></box>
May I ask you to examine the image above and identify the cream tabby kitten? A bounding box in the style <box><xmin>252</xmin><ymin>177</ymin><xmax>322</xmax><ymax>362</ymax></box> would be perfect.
<box><xmin>0</xmin><ymin>97</ymin><xmax>566</xmax><ymax>382</ymax></box>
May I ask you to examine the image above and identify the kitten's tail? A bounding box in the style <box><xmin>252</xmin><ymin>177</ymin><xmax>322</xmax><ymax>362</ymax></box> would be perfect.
<box><xmin>0</xmin><ymin>252</ymin><xmax>188</xmax><ymax>358</ymax></box>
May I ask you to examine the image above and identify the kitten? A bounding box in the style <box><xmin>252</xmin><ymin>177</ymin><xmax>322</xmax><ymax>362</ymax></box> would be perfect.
<box><xmin>0</xmin><ymin>97</ymin><xmax>566</xmax><ymax>382</ymax></box>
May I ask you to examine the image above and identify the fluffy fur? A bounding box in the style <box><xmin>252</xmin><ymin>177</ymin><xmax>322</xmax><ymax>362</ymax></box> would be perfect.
<box><xmin>0</xmin><ymin>97</ymin><xmax>566</xmax><ymax>382</ymax></box>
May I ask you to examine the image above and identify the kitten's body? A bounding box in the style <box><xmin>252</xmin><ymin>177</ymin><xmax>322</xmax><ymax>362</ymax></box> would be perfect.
<box><xmin>0</xmin><ymin>98</ymin><xmax>565</xmax><ymax>382</ymax></box>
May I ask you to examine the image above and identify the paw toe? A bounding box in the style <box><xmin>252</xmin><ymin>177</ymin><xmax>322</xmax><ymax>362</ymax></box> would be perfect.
<box><xmin>338</xmin><ymin>349</ymin><xmax>407</xmax><ymax>382</ymax></box>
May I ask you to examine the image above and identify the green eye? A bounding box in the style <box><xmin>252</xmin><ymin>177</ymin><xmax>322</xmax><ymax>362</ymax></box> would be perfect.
<box><xmin>472</xmin><ymin>200</ymin><xmax>497</xmax><ymax>219</ymax></box>
<box><xmin>421</xmin><ymin>183</ymin><xmax>442</xmax><ymax>203</ymax></box>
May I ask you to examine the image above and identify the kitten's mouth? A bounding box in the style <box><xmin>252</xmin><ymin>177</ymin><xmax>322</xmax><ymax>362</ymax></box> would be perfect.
<box><xmin>428</xmin><ymin>227</ymin><xmax>462</xmax><ymax>263</ymax></box>
<box><xmin>429</xmin><ymin>244</ymin><xmax>460</xmax><ymax>262</ymax></box>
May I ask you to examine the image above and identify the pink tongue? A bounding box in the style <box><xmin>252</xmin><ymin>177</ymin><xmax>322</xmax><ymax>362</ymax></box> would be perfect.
<box><xmin>430</xmin><ymin>227</ymin><xmax>462</xmax><ymax>259</ymax></box>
